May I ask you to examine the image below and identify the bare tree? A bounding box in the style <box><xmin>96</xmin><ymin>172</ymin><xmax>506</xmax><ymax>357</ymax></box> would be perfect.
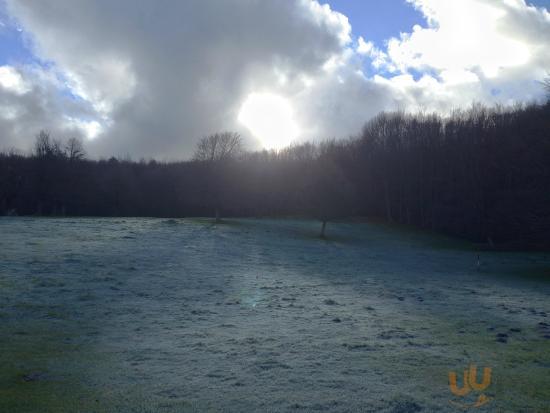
<box><xmin>279</xmin><ymin>142</ymin><xmax>318</xmax><ymax>162</ymax></box>
<box><xmin>34</xmin><ymin>130</ymin><xmax>64</xmax><ymax>159</ymax></box>
<box><xmin>34</xmin><ymin>130</ymin><xmax>52</xmax><ymax>158</ymax></box>
<box><xmin>193</xmin><ymin>132</ymin><xmax>243</xmax><ymax>162</ymax></box>
<box><xmin>307</xmin><ymin>155</ymin><xmax>355</xmax><ymax>239</ymax></box>
<box><xmin>193</xmin><ymin>132</ymin><xmax>243</xmax><ymax>222</ymax></box>
<box><xmin>65</xmin><ymin>137</ymin><xmax>86</xmax><ymax>161</ymax></box>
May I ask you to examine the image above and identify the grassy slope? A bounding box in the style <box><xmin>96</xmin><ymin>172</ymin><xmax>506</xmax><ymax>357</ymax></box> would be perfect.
<box><xmin>0</xmin><ymin>217</ymin><xmax>548</xmax><ymax>412</ymax></box>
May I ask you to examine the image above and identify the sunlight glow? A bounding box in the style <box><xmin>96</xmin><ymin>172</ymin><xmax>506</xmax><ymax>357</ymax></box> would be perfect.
<box><xmin>65</xmin><ymin>116</ymin><xmax>103</xmax><ymax>140</ymax></box>
<box><xmin>0</xmin><ymin>66</ymin><xmax>29</xmax><ymax>94</ymax></box>
<box><xmin>238</xmin><ymin>93</ymin><xmax>299</xmax><ymax>150</ymax></box>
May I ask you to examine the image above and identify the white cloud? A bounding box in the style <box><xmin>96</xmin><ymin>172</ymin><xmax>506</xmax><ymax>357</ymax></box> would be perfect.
<box><xmin>388</xmin><ymin>0</ymin><xmax>533</xmax><ymax>78</ymax></box>
<box><xmin>356</xmin><ymin>37</ymin><xmax>374</xmax><ymax>55</ymax></box>
<box><xmin>0</xmin><ymin>0</ymin><xmax>548</xmax><ymax>157</ymax></box>
<box><xmin>356</xmin><ymin>37</ymin><xmax>391</xmax><ymax>70</ymax></box>
<box><xmin>301</xmin><ymin>0</ymin><xmax>352</xmax><ymax>47</ymax></box>
<box><xmin>366</xmin><ymin>0</ymin><xmax>550</xmax><ymax>112</ymax></box>
<box><xmin>64</xmin><ymin>117</ymin><xmax>103</xmax><ymax>140</ymax></box>
<box><xmin>439</xmin><ymin>69</ymin><xmax>479</xmax><ymax>86</ymax></box>
<box><xmin>0</xmin><ymin>66</ymin><xmax>30</xmax><ymax>94</ymax></box>
<box><xmin>62</xmin><ymin>56</ymin><xmax>136</xmax><ymax>117</ymax></box>
<box><xmin>0</xmin><ymin>63</ymin><xmax>100</xmax><ymax>151</ymax></box>
<box><xmin>0</xmin><ymin>104</ymin><xmax>19</xmax><ymax>120</ymax></box>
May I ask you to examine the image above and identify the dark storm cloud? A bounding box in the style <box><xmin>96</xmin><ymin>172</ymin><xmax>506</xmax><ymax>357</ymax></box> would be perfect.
<box><xmin>4</xmin><ymin>0</ymin><xmax>354</xmax><ymax>158</ymax></box>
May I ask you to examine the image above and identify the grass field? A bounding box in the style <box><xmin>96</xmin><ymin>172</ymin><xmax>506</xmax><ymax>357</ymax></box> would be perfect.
<box><xmin>0</xmin><ymin>217</ymin><xmax>549</xmax><ymax>412</ymax></box>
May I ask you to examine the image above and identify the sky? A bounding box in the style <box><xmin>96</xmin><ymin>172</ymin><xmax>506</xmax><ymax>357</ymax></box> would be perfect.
<box><xmin>324</xmin><ymin>0</ymin><xmax>550</xmax><ymax>45</ymax></box>
<box><xmin>0</xmin><ymin>0</ymin><xmax>549</xmax><ymax>159</ymax></box>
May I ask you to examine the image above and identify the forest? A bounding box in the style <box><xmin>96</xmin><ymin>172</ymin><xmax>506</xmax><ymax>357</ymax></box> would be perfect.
<box><xmin>1</xmin><ymin>101</ymin><xmax>549</xmax><ymax>249</ymax></box>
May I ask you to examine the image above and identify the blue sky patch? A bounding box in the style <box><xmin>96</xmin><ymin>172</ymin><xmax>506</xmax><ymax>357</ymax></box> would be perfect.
<box><xmin>322</xmin><ymin>0</ymin><xmax>425</xmax><ymax>47</ymax></box>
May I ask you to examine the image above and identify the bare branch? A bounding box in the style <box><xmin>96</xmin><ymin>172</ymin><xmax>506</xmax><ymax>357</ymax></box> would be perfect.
<box><xmin>193</xmin><ymin>132</ymin><xmax>243</xmax><ymax>162</ymax></box>
<box><xmin>65</xmin><ymin>137</ymin><xmax>86</xmax><ymax>161</ymax></box>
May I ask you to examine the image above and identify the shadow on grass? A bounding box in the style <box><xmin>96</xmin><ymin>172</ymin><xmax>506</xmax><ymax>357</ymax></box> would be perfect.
<box><xmin>497</xmin><ymin>266</ymin><xmax>550</xmax><ymax>282</ymax></box>
<box><xmin>360</xmin><ymin>218</ymin><xmax>476</xmax><ymax>251</ymax></box>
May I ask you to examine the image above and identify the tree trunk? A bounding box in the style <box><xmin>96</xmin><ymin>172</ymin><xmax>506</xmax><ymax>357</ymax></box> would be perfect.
<box><xmin>384</xmin><ymin>180</ymin><xmax>393</xmax><ymax>222</ymax></box>
<box><xmin>320</xmin><ymin>220</ymin><xmax>327</xmax><ymax>239</ymax></box>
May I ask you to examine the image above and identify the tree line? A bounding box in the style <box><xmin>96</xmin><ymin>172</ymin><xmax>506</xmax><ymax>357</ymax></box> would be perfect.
<box><xmin>1</xmin><ymin>101</ymin><xmax>549</xmax><ymax>248</ymax></box>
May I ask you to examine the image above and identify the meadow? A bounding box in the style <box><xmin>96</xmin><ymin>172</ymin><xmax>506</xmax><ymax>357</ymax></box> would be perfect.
<box><xmin>0</xmin><ymin>217</ymin><xmax>549</xmax><ymax>412</ymax></box>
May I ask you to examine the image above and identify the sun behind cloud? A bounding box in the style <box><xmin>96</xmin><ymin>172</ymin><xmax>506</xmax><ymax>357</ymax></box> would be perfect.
<box><xmin>238</xmin><ymin>92</ymin><xmax>299</xmax><ymax>150</ymax></box>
